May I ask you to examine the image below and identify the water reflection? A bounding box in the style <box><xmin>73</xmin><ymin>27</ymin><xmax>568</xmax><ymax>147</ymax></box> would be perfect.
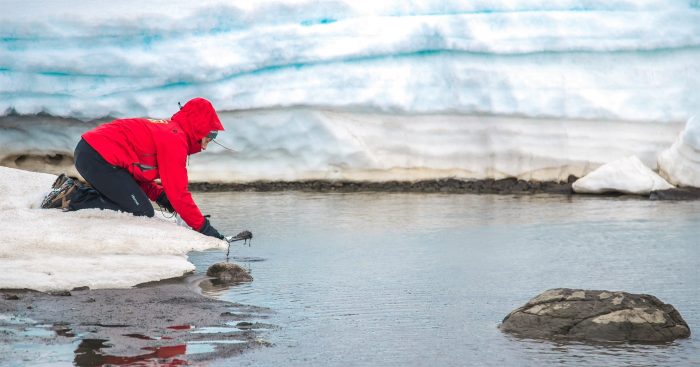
<box><xmin>73</xmin><ymin>339</ymin><xmax>187</xmax><ymax>366</ymax></box>
<box><xmin>190</xmin><ymin>192</ymin><xmax>700</xmax><ymax>367</ymax></box>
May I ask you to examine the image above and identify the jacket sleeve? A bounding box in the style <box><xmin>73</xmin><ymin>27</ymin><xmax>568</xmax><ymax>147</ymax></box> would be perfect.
<box><xmin>155</xmin><ymin>141</ymin><xmax>206</xmax><ymax>231</ymax></box>
<box><xmin>139</xmin><ymin>181</ymin><xmax>164</xmax><ymax>202</ymax></box>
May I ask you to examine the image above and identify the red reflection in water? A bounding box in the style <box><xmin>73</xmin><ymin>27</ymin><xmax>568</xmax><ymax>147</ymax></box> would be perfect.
<box><xmin>74</xmin><ymin>339</ymin><xmax>188</xmax><ymax>366</ymax></box>
<box><xmin>166</xmin><ymin>324</ymin><xmax>194</xmax><ymax>330</ymax></box>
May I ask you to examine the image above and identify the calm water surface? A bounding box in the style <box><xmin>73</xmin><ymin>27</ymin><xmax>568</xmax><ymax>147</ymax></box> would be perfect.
<box><xmin>190</xmin><ymin>192</ymin><xmax>700</xmax><ymax>367</ymax></box>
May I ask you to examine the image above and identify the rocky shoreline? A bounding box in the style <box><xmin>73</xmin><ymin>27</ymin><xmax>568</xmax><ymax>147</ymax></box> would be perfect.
<box><xmin>191</xmin><ymin>177</ymin><xmax>579</xmax><ymax>195</ymax></box>
<box><xmin>190</xmin><ymin>177</ymin><xmax>700</xmax><ymax>200</ymax></box>
<box><xmin>0</xmin><ymin>275</ymin><xmax>272</xmax><ymax>365</ymax></box>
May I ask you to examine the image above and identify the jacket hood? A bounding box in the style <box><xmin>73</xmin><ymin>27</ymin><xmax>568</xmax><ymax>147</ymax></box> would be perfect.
<box><xmin>171</xmin><ymin>97</ymin><xmax>224</xmax><ymax>154</ymax></box>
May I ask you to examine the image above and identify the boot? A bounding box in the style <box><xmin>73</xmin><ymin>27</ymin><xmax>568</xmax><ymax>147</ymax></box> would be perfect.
<box><xmin>41</xmin><ymin>179</ymin><xmax>78</xmax><ymax>209</ymax></box>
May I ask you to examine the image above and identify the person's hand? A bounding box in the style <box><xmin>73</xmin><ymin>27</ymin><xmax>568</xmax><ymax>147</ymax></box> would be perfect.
<box><xmin>199</xmin><ymin>218</ymin><xmax>224</xmax><ymax>239</ymax></box>
<box><xmin>156</xmin><ymin>192</ymin><xmax>175</xmax><ymax>213</ymax></box>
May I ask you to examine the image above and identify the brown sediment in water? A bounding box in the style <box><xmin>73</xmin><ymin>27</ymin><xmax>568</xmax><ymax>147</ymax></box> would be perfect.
<box><xmin>0</xmin><ymin>275</ymin><xmax>273</xmax><ymax>365</ymax></box>
<box><xmin>190</xmin><ymin>176</ymin><xmax>579</xmax><ymax>195</ymax></box>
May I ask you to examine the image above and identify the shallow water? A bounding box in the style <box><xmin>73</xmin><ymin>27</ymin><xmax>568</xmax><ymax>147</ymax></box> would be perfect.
<box><xmin>189</xmin><ymin>192</ymin><xmax>700</xmax><ymax>367</ymax></box>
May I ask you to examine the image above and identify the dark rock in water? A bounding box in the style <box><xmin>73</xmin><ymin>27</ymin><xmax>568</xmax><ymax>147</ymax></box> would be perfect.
<box><xmin>206</xmin><ymin>262</ymin><xmax>253</xmax><ymax>284</ymax></box>
<box><xmin>650</xmin><ymin>187</ymin><xmax>700</xmax><ymax>201</ymax></box>
<box><xmin>3</xmin><ymin>293</ymin><xmax>20</xmax><ymax>300</ymax></box>
<box><xmin>500</xmin><ymin>288</ymin><xmax>690</xmax><ymax>343</ymax></box>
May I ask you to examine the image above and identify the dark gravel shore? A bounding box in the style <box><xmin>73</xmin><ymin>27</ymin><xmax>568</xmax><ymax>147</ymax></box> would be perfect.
<box><xmin>190</xmin><ymin>177</ymin><xmax>700</xmax><ymax>200</ymax></box>
<box><xmin>0</xmin><ymin>276</ymin><xmax>273</xmax><ymax>365</ymax></box>
<box><xmin>191</xmin><ymin>176</ymin><xmax>578</xmax><ymax>194</ymax></box>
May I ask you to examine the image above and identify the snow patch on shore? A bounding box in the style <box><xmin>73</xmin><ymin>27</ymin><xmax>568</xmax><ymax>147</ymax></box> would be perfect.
<box><xmin>0</xmin><ymin>166</ymin><xmax>225</xmax><ymax>291</ymax></box>
<box><xmin>572</xmin><ymin>156</ymin><xmax>673</xmax><ymax>195</ymax></box>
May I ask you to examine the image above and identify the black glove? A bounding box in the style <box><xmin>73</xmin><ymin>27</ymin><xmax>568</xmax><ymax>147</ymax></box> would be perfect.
<box><xmin>156</xmin><ymin>192</ymin><xmax>175</xmax><ymax>213</ymax></box>
<box><xmin>199</xmin><ymin>218</ymin><xmax>224</xmax><ymax>239</ymax></box>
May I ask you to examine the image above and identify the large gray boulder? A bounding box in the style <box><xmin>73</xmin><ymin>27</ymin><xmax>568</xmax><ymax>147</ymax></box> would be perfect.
<box><xmin>500</xmin><ymin>288</ymin><xmax>690</xmax><ymax>343</ymax></box>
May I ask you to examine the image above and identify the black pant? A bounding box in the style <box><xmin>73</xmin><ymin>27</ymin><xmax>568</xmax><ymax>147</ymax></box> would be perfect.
<box><xmin>69</xmin><ymin>139</ymin><xmax>154</xmax><ymax>217</ymax></box>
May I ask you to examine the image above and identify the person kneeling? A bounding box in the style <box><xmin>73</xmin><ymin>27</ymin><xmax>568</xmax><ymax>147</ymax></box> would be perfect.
<box><xmin>41</xmin><ymin>97</ymin><xmax>225</xmax><ymax>239</ymax></box>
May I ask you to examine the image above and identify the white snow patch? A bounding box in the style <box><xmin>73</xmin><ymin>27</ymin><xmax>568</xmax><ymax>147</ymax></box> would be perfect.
<box><xmin>0</xmin><ymin>166</ymin><xmax>225</xmax><ymax>291</ymax></box>
<box><xmin>658</xmin><ymin>116</ymin><xmax>700</xmax><ymax>188</ymax></box>
<box><xmin>572</xmin><ymin>156</ymin><xmax>673</xmax><ymax>195</ymax></box>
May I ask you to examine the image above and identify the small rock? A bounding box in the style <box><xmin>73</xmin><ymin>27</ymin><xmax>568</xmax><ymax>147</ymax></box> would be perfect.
<box><xmin>500</xmin><ymin>288</ymin><xmax>690</xmax><ymax>343</ymax></box>
<box><xmin>48</xmin><ymin>291</ymin><xmax>72</xmax><ymax>297</ymax></box>
<box><xmin>236</xmin><ymin>322</ymin><xmax>254</xmax><ymax>330</ymax></box>
<box><xmin>206</xmin><ymin>262</ymin><xmax>253</xmax><ymax>283</ymax></box>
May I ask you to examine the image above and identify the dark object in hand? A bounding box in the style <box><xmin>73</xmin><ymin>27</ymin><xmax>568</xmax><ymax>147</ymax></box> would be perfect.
<box><xmin>199</xmin><ymin>218</ymin><xmax>224</xmax><ymax>239</ymax></box>
<box><xmin>225</xmin><ymin>230</ymin><xmax>253</xmax><ymax>246</ymax></box>
<box><xmin>156</xmin><ymin>192</ymin><xmax>175</xmax><ymax>213</ymax></box>
<box><xmin>232</xmin><ymin>230</ymin><xmax>253</xmax><ymax>241</ymax></box>
<box><xmin>225</xmin><ymin>230</ymin><xmax>254</xmax><ymax>258</ymax></box>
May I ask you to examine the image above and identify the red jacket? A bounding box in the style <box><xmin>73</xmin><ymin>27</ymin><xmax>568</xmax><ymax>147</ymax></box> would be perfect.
<box><xmin>82</xmin><ymin>98</ymin><xmax>224</xmax><ymax>231</ymax></box>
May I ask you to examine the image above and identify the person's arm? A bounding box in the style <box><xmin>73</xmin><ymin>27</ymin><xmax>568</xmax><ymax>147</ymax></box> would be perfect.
<box><xmin>156</xmin><ymin>140</ymin><xmax>223</xmax><ymax>238</ymax></box>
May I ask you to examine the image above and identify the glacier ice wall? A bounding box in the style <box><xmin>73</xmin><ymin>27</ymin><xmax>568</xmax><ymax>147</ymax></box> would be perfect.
<box><xmin>2</xmin><ymin>0</ymin><xmax>699</xmax><ymax>182</ymax></box>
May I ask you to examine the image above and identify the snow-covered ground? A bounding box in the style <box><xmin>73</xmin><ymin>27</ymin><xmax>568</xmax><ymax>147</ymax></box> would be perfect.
<box><xmin>0</xmin><ymin>166</ymin><xmax>224</xmax><ymax>291</ymax></box>
<box><xmin>1</xmin><ymin>0</ymin><xmax>699</xmax><ymax>184</ymax></box>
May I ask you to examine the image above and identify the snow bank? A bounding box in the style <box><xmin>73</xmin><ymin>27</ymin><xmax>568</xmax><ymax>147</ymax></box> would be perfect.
<box><xmin>0</xmin><ymin>110</ymin><xmax>684</xmax><ymax>183</ymax></box>
<box><xmin>572</xmin><ymin>156</ymin><xmax>673</xmax><ymax>195</ymax></box>
<box><xmin>1</xmin><ymin>0</ymin><xmax>698</xmax><ymax>184</ymax></box>
<box><xmin>0</xmin><ymin>166</ymin><xmax>225</xmax><ymax>291</ymax></box>
<box><xmin>190</xmin><ymin>110</ymin><xmax>684</xmax><ymax>182</ymax></box>
<box><xmin>658</xmin><ymin>117</ymin><xmax>700</xmax><ymax>188</ymax></box>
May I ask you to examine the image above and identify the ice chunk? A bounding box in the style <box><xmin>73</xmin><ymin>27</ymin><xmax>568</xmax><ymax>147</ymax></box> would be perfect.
<box><xmin>572</xmin><ymin>156</ymin><xmax>673</xmax><ymax>195</ymax></box>
<box><xmin>658</xmin><ymin>116</ymin><xmax>700</xmax><ymax>188</ymax></box>
<box><xmin>0</xmin><ymin>166</ymin><xmax>225</xmax><ymax>291</ymax></box>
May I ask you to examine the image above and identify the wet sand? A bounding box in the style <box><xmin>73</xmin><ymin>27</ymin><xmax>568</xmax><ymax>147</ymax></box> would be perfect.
<box><xmin>0</xmin><ymin>275</ymin><xmax>273</xmax><ymax>365</ymax></box>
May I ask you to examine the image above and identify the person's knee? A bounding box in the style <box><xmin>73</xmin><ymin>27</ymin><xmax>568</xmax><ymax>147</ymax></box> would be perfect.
<box><xmin>124</xmin><ymin>192</ymin><xmax>154</xmax><ymax>217</ymax></box>
<box><xmin>134</xmin><ymin>203</ymin><xmax>155</xmax><ymax>218</ymax></box>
